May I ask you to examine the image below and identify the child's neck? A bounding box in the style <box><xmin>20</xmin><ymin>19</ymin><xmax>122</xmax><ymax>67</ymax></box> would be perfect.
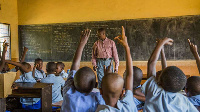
<box><xmin>47</xmin><ymin>72</ymin><xmax>55</xmax><ymax>74</ymax></box>
<box><xmin>105</xmin><ymin>95</ymin><xmax>119</xmax><ymax>108</ymax></box>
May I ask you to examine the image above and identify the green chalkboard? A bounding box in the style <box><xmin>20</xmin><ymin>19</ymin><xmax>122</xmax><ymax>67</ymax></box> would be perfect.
<box><xmin>19</xmin><ymin>15</ymin><xmax>200</xmax><ymax>62</ymax></box>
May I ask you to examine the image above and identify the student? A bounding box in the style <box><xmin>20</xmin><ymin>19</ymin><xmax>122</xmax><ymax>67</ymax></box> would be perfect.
<box><xmin>56</xmin><ymin>62</ymin><xmax>68</xmax><ymax>78</ymax></box>
<box><xmin>186</xmin><ymin>39</ymin><xmax>200</xmax><ymax>111</ymax></box>
<box><xmin>141</xmin><ymin>38</ymin><xmax>198</xmax><ymax>112</ymax></box>
<box><xmin>92</xmin><ymin>28</ymin><xmax>119</xmax><ymax>88</ymax></box>
<box><xmin>32</xmin><ymin>58</ymin><xmax>46</xmax><ymax>81</ymax></box>
<box><xmin>6</xmin><ymin>60</ymin><xmax>40</xmax><ymax>110</ymax></box>
<box><xmin>123</xmin><ymin>66</ymin><xmax>145</xmax><ymax>110</ymax></box>
<box><xmin>61</xmin><ymin>29</ymin><xmax>105</xmax><ymax>112</ymax></box>
<box><xmin>40</xmin><ymin>62</ymin><xmax>65</xmax><ymax>104</ymax></box>
<box><xmin>96</xmin><ymin>26</ymin><xmax>137</xmax><ymax>112</ymax></box>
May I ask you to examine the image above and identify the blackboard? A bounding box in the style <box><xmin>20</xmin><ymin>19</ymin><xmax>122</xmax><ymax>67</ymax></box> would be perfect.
<box><xmin>19</xmin><ymin>15</ymin><xmax>200</xmax><ymax>62</ymax></box>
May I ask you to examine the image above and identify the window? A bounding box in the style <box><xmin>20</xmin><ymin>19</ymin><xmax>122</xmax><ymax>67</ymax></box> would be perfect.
<box><xmin>0</xmin><ymin>23</ymin><xmax>11</xmax><ymax>60</ymax></box>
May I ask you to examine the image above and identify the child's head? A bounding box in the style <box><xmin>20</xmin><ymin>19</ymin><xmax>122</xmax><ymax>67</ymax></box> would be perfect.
<box><xmin>74</xmin><ymin>67</ymin><xmax>96</xmax><ymax>93</ymax></box>
<box><xmin>185</xmin><ymin>76</ymin><xmax>200</xmax><ymax>97</ymax></box>
<box><xmin>46</xmin><ymin>62</ymin><xmax>56</xmax><ymax>74</ymax></box>
<box><xmin>123</xmin><ymin>66</ymin><xmax>143</xmax><ymax>89</ymax></box>
<box><xmin>158</xmin><ymin>66</ymin><xmax>186</xmax><ymax>93</ymax></box>
<box><xmin>34</xmin><ymin>58</ymin><xmax>43</xmax><ymax>70</ymax></box>
<box><xmin>56</xmin><ymin>62</ymin><xmax>65</xmax><ymax>74</ymax></box>
<box><xmin>97</xmin><ymin>28</ymin><xmax>106</xmax><ymax>40</ymax></box>
<box><xmin>21</xmin><ymin>62</ymin><xmax>32</xmax><ymax>73</ymax></box>
<box><xmin>101</xmin><ymin>73</ymin><xmax>124</xmax><ymax>103</ymax></box>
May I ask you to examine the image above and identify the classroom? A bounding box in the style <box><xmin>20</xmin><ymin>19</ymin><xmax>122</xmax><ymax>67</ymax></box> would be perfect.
<box><xmin>0</xmin><ymin>0</ymin><xmax>200</xmax><ymax>112</ymax></box>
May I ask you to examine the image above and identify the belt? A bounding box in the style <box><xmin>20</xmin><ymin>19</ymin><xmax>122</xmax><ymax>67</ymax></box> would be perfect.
<box><xmin>97</xmin><ymin>58</ymin><xmax>112</xmax><ymax>61</ymax></box>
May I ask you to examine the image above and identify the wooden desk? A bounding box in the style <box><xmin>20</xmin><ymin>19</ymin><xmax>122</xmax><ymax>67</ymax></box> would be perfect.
<box><xmin>8</xmin><ymin>82</ymin><xmax>52</xmax><ymax>112</ymax></box>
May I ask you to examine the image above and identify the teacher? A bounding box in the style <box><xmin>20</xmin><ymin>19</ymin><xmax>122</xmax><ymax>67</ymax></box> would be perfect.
<box><xmin>92</xmin><ymin>28</ymin><xmax>119</xmax><ymax>88</ymax></box>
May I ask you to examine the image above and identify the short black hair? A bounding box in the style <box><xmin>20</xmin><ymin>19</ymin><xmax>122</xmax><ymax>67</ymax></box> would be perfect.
<box><xmin>35</xmin><ymin>58</ymin><xmax>43</xmax><ymax>63</ymax></box>
<box><xmin>123</xmin><ymin>66</ymin><xmax>143</xmax><ymax>89</ymax></box>
<box><xmin>186</xmin><ymin>76</ymin><xmax>200</xmax><ymax>96</ymax></box>
<box><xmin>56</xmin><ymin>62</ymin><xmax>65</xmax><ymax>69</ymax></box>
<box><xmin>160</xmin><ymin>66</ymin><xmax>186</xmax><ymax>92</ymax></box>
<box><xmin>74</xmin><ymin>67</ymin><xmax>96</xmax><ymax>93</ymax></box>
<box><xmin>46</xmin><ymin>62</ymin><xmax>56</xmax><ymax>73</ymax></box>
<box><xmin>97</xmin><ymin>28</ymin><xmax>106</xmax><ymax>33</ymax></box>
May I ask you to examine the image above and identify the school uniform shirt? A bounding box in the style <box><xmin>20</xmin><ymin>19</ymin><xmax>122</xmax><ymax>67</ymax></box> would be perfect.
<box><xmin>61</xmin><ymin>70</ymin><xmax>105</xmax><ymax>112</ymax></box>
<box><xmin>10</xmin><ymin>68</ymin><xmax>17</xmax><ymax>72</ymax></box>
<box><xmin>14</xmin><ymin>71</ymin><xmax>40</xmax><ymax>105</ymax></box>
<box><xmin>95</xmin><ymin>90</ymin><xmax>137</xmax><ymax>112</ymax></box>
<box><xmin>141</xmin><ymin>76</ymin><xmax>198</xmax><ymax>112</ymax></box>
<box><xmin>59</xmin><ymin>70</ymin><xmax>68</xmax><ymax>78</ymax></box>
<box><xmin>133</xmin><ymin>85</ymin><xmax>144</xmax><ymax>110</ymax></box>
<box><xmin>15</xmin><ymin>71</ymin><xmax>36</xmax><ymax>83</ymax></box>
<box><xmin>40</xmin><ymin>74</ymin><xmax>65</xmax><ymax>103</ymax></box>
<box><xmin>188</xmin><ymin>95</ymin><xmax>200</xmax><ymax>107</ymax></box>
<box><xmin>34</xmin><ymin>69</ymin><xmax>46</xmax><ymax>80</ymax></box>
<box><xmin>133</xmin><ymin>96</ymin><xmax>144</xmax><ymax>110</ymax></box>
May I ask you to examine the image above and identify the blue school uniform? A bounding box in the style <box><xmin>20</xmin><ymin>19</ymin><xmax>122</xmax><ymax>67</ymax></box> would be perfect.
<box><xmin>141</xmin><ymin>76</ymin><xmax>198</xmax><ymax>112</ymax></box>
<box><xmin>34</xmin><ymin>69</ymin><xmax>46</xmax><ymax>80</ymax></box>
<box><xmin>59</xmin><ymin>70</ymin><xmax>68</xmax><ymax>78</ymax></box>
<box><xmin>188</xmin><ymin>95</ymin><xmax>200</xmax><ymax>108</ymax></box>
<box><xmin>61</xmin><ymin>70</ymin><xmax>105</xmax><ymax>112</ymax></box>
<box><xmin>10</xmin><ymin>68</ymin><xmax>17</xmax><ymax>72</ymax></box>
<box><xmin>15</xmin><ymin>72</ymin><xmax>40</xmax><ymax>109</ymax></box>
<box><xmin>133</xmin><ymin>85</ymin><xmax>144</xmax><ymax>110</ymax></box>
<box><xmin>40</xmin><ymin>74</ymin><xmax>65</xmax><ymax>103</ymax></box>
<box><xmin>15</xmin><ymin>71</ymin><xmax>36</xmax><ymax>83</ymax></box>
<box><xmin>95</xmin><ymin>90</ymin><xmax>137</xmax><ymax>112</ymax></box>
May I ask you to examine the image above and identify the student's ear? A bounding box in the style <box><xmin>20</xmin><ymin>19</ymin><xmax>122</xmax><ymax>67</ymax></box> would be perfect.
<box><xmin>99</xmin><ymin>88</ymin><xmax>103</xmax><ymax>95</ymax></box>
<box><xmin>120</xmin><ymin>89</ymin><xmax>126</xmax><ymax>99</ymax></box>
<box><xmin>185</xmin><ymin>88</ymin><xmax>190</xmax><ymax>96</ymax></box>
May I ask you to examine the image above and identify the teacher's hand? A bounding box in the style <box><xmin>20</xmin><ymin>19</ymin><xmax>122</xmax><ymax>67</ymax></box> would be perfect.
<box><xmin>93</xmin><ymin>66</ymin><xmax>98</xmax><ymax>71</ymax></box>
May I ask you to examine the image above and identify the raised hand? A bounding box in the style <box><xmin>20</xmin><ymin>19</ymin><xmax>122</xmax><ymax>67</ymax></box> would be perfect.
<box><xmin>158</xmin><ymin>37</ymin><xmax>173</xmax><ymax>46</ymax></box>
<box><xmin>3</xmin><ymin>40</ymin><xmax>9</xmax><ymax>51</ymax></box>
<box><xmin>188</xmin><ymin>39</ymin><xmax>200</xmax><ymax>74</ymax></box>
<box><xmin>188</xmin><ymin>39</ymin><xmax>198</xmax><ymax>55</ymax></box>
<box><xmin>80</xmin><ymin>29</ymin><xmax>91</xmax><ymax>45</ymax></box>
<box><xmin>114</xmin><ymin>26</ymin><xmax>128</xmax><ymax>47</ymax></box>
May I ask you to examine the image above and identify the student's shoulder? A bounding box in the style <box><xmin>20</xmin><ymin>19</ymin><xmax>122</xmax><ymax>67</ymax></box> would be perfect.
<box><xmin>56</xmin><ymin>75</ymin><xmax>65</xmax><ymax>81</ymax></box>
<box><xmin>142</xmin><ymin>76</ymin><xmax>157</xmax><ymax>88</ymax></box>
<box><xmin>25</xmin><ymin>71</ymin><xmax>32</xmax><ymax>74</ymax></box>
<box><xmin>121</xmin><ymin>90</ymin><xmax>134</xmax><ymax>102</ymax></box>
<box><xmin>95</xmin><ymin>105</ymin><xmax>110</xmax><ymax>112</ymax></box>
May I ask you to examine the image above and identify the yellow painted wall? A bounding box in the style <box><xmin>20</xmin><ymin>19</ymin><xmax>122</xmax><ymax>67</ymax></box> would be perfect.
<box><xmin>0</xmin><ymin>0</ymin><xmax>19</xmax><ymax>61</ymax></box>
<box><xmin>16</xmin><ymin>0</ymin><xmax>200</xmax><ymax>76</ymax></box>
<box><xmin>18</xmin><ymin>0</ymin><xmax>200</xmax><ymax>25</ymax></box>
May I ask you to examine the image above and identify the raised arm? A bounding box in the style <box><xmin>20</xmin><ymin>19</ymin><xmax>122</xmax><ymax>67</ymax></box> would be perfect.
<box><xmin>115</xmin><ymin>26</ymin><xmax>133</xmax><ymax>91</ymax></box>
<box><xmin>161</xmin><ymin>47</ymin><xmax>167</xmax><ymax>69</ymax></box>
<box><xmin>5</xmin><ymin>60</ymin><xmax>30</xmax><ymax>73</ymax></box>
<box><xmin>0</xmin><ymin>41</ymin><xmax>9</xmax><ymax>71</ymax></box>
<box><xmin>188</xmin><ymin>39</ymin><xmax>200</xmax><ymax>74</ymax></box>
<box><xmin>147</xmin><ymin>38</ymin><xmax>173</xmax><ymax>79</ymax></box>
<box><xmin>92</xmin><ymin>43</ymin><xmax>98</xmax><ymax>71</ymax></box>
<box><xmin>70</xmin><ymin>29</ymin><xmax>91</xmax><ymax>71</ymax></box>
<box><xmin>32</xmin><ymin>63</ymin><xmax>39</xmax><ymax>78</ymax></box>
<box><xmin>20</xmin><ymin>47</ymin><xmax>28</xmax><ymax>62</ymax></box>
